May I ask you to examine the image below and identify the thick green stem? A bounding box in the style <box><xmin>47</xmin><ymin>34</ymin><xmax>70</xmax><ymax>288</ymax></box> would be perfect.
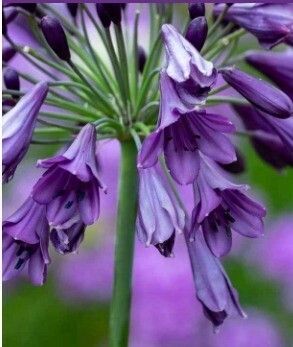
<box><xmin>110</xmin><ymin>140</ymin><xmax>138</xmax><ymax>347</ymax></box>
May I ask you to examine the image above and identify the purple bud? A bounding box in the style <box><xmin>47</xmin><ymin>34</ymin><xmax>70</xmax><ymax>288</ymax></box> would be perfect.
<box><xmin>185</xmin><ymin>17</ymin><xmax>208</xmax><ymax>52</ymax></box>
<box><xmin>2</xmin><ymin>46</ymin><xmax>16</xmax><ymax>62</ymax></box>
<box><xmin>4</xmin><ymin>68</ymin><xmax>20</xmax><ymax>91</ymax></box>
<box><xmin>219</xmin><ymin>148</ymin><xmax>246</xmax><ymax>174</ymax></box>
<box><xmin>221</xmin><ymin>67</ymin><xmax>293</xmax><ymax>119</ymax></box>
<box><xmin>95</xmin><ymin>4</ymin><xmax>111</xmax><ymax>28</ymax></box>
<box><xmin>188</xmin><ymin>3</ymin><xmax>205</xmax><ymax>19</ymax></box>
<box><xmin>40</xmin><ymin>16</ymin><xmax>71</xmax><ymax>61</ymax></box>
<box><xmin>102</xmin><ymin>4</ymin><xmax>122</xmax><ymax>26</ymax></box>
<box><xmin>67</xmin><ymin>3</ymin><xmax>78</xmax><ymax>18</ymax></box>
<box><xmin>138</xmin><ymin>45</ymin><xmax>146</xmax><ymax>73</ymax></box>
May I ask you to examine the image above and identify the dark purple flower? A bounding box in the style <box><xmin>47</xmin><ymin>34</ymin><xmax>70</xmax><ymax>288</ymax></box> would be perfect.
<box><xmin>138</xmin><ymin>72</ymin><xmax>236</xmax><ymax>185</ymax></box>
<box><xmin>32</xmin><ymin>124</ymin><xmax>106</xmax><ymax>228</ymax></box>
<box><xmin>138</xmin><ymin>45</ymin><xmax>146</xmax><ymax>73</ymax></box>
<box><xmin>214</xmin><ymin>4</ymin><xmax>293</xmax><ymax>50</ymax></box>
<box><xmin>185</xmin><ymin>229</ymin><xmax>246</xmax><ymax>330</ymax></box>
<box><xmin>185</xmin><ymin>17</ymin><xmax>208</xmax><ymax>52</ymax></box>
<box><xmin>2</xmin><ymin>46</ymin><xmax>16</xmax><ymax>63</ymax></box>
<box><xmin>67</xmin><ymin>3</ymin><xmax>79</xmax><ymax>18</ymax></box>
<box><xmin>162</xmin><ymin>24</ymin><xmax>217</xmax><ymax>104</ymax></box>
<box><xmin>40</xmin><ymin>16</ymin><xmax>71</xmax><ymax>61</ymax></box>
<box><xmin>96</xmin><ymin>4</ymin><xmax>111</xmax><ymax>28</ymax></box>
<box><xmin>4</xmin><ymin>67</ymin><xmax>20</xmax><ymax>91</ymax></box>
<box><xmin>188</xmin><ymin>3</ymin><xmax>205</xmax><ymax>20</ymax></box>
<box><xmin>2</xmin><ymin>82</ymin><xmax>48</xmax><ymax>184</ymax></box>
<box><xmin>50</xmin><ymin>221</ymin><xmax>86</xmax><ymax>255</ymax></box>
<box><xmin>246</xmin><ymin>50</ymin><xmax>293</xmax><ymax>100</ymax></box>
<box><xmin>221</xmin><ymin>67</ymin><xmax>293</xmax><ymax>119</ymax></box>
<box><xmin>2</xmin><ymin>198</ymin><xmax>50</xmax><ymax>286</ymax></box>
<box><xmin>136</xmin><ymin>165</ymin><xmax>185</xmax><ymax>257</ymax></box>
<box><xmin>233</xmin><ymin>105</ymin><xmax>293</xmax><ymax>170</ymax></box>
<box><xmin>102</xmin><ymin>4</ymin><xmax>122</xmax><ymax>26</ymax></box>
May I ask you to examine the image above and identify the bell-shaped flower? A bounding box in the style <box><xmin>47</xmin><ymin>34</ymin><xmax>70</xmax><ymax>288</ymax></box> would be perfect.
<box><xmin>138</xmin><ymin>72</ymin><xmax>236</xmax><ymax>185</ymax></box>
<box><xmin>32</xmin><ymin>124</ymin><xmax>106</xmax><ymax>229</ymax></box>
<box><xmin>2</xmin><ymin>82</ymin><xmax>48</xmax><ymax>184</ymax></box>
<box><xmin>214</xmin><ymin>4</ymin><xmax>293</xmax><ymax>50</ymax></box>
<box><xmin>2</xmin><ymin>198</ymin><xmax>50</xmax><ymax>286</ymax></box>
<box><xmin>186</xmin><ymin>229</ymin><xmax>246</xmax><ymax>330</ymax></box>
<box><xmin>234</xmin><ymin>105</ymin><xmax>293</xmax><ymax>170</ymax></box>
<box><xmin>221</xmin><ymin>67</ymin><xmax>293</xmax><ymax>119</ymax></box>
<box><xmin>136</xmin><ymin>164</ymin><xmax>185</xmax><ymax>257</ymax></box>
<box><xmin>161</xmin><ymin>24</ymin><xmax>217</xmax><ymax>104</ymax></box>
<box><xmin>246</xmin><ymin>49</ymin><xmax>293</xmax><ymax>100</ymax></box>
<box><xmin>50</xmin><ymin>221</ymin><xmax>86</xmax><ymax>255</ymax></box>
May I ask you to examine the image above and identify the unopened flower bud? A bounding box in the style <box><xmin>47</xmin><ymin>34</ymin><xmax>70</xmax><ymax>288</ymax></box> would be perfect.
<box><xmin>67</xmin><ymin>3</ymin><xmax>78</xmax><ymax>18</ymax></box>
<box><xmin>188</xmin><ymin>3</ymin><xmax>205</xmax><ymax>20</ymax></box>
<box><xmin>102</xmin><ymin>4</ymin><xmax>122</xmax><ymax>26</ymax></box>
<box><xmin>2</xmin><ymin>46</ymin><xmax>16</xmax><ymax>62</ymax></box>
<box><xmin>221</xmin><ymin>67</ymin><xmax>293</xmax><ymax>119</ymax></box>
<box><xmin>4</xmin><ymin>68</ymin><xmax>20</xmax><ymax>92</ymax></box>
<box><xmin>185</xmin><ymin>17</ymin><xmax>208</xmax><ymax>52</ymax></box>
<box><xmin>138</xmin><ymin>45</ymin><xmax>146</xmax><ymax>73</ymax></box>
<box><xmin>96</xmin><ymin>4</ymin><xmax>111</xmax><ymax>28</ymax></box>
<box><xmin>40</xmin><ymin>16</ymin><xmax>71</xmax><ymax>61</ymax></box>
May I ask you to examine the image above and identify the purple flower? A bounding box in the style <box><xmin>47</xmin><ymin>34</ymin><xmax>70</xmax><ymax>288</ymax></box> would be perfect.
<box><xmin>214</xmin><ymin>4</ymin><xmax>293</xmax><ymax>49</ymax></box>
<box><xmin>138</xmin><ymin>73</ymin><xmax>236</xmax><ymax>185</ymax></box>
<box><xmin>185</xmin><ymin>229</ymin><xmax>246</xmax><ymax>330</ymax></box>
<box><xmin>136</xmin><ymin>165</ymin><xmax>185</xmax><ymax>257</ymax></box>
<box><xmin>4</xmin><ymin>67</ymin><xmax>20</xmax><ymax>91</ymax></box>
<box><xmin>221</xmin><ymin>67</ymin><xmax>293</xmax><ymax>119</ymax></box>
<box><xmin>246</xmin><ymin>49</ymin><xmax>293</xmax><ymax>100</ymax></box>
<box><xmin>2</xmin><ymin>198</ymin><xmax>50</xmax><ymax>286</ymax></box>
<box><xmin>162</xmin><ymin>24</ymin><xmax>217</xmax><ymax>104</ymax></box>
<box><xmin>185</xmin><ymin>17</ymin><xmax>208</xmax><ymax>52</ymax></box>
<box><xmin>233</xmin><ymin>105</ymin><xmax>293</xmax><ymax>170</ymax></box>
<box><xmin>32</xmin><ymin>124</ymin><xmax>106</xmax><ymax>228</ymax></box>
<box><xmin>191</xmin><ymin>155</ymin><xmax>266</xmax><ymax>257</ymax></box>
<box><xmin>188</xmin><ymin>3</ymin><xmax>205</xmax><ymax>20</ymax></box>
<box><xmin>50</xmin><ymin>221</ymin><xmax>86</xmax><ymax>255</ymax></box>
<box><xmin>2</xmin><ymin>82</ymin><xmax>48</xmax><ymax>184</ymax></box>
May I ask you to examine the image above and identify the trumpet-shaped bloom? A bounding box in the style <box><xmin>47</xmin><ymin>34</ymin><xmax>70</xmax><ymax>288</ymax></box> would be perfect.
<box><xmin>2</xmin><ymin>198</ymin><xmax>50</xmax><ymax>286</ymax></box>
<box><xmin>32</xmin><ymin>124</ymin><xmax>106</xmax><ymax>229</ymax></box>
<box><xmin>214</xmin><ymin>4</ymin><xmax>293</xmax><ymax>50</ymax></box>
<box><xmin>2</xmin><ymin>82</ymin><xmax>48</xmax><ymax>184</ymax></box>
<box><xmin>136</xmin><ymin>165</ymin><xmax>185</xmax><ymax>257</ymax></box>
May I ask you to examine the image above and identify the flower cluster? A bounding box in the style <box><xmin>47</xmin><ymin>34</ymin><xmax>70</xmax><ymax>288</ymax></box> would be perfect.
<box><xmin>2</xmin><ymin>2</ymin><xmax>293</xmax><ymax>333</ymax></box>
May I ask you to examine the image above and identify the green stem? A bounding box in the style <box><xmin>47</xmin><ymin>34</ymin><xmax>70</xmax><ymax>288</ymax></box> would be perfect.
<box><xmin>110</xmin><ymin>140</ymin><xmax>138</xmax><ymax>347</ymax></box>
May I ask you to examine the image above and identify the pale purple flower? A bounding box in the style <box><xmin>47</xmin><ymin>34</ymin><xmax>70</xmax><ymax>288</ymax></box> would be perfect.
<box><xmin>2</xmin><ymin>197</ymin><xmax>50</xmax><ymax>286</ymax></box>
<box><xmin>32</xmin><ymin>124</ymin><xmax>106</xmax><ymax>229</ymax></box>
<box><xmin>221</xmin><ymin>67</ymin><xmax>293</xmax><ymax>119</ymax></box>
<box><xmin>136</xmin><ymin>164</ymin><xmax>185</xmax><ymax>256</ymax></box>
<box><xmin>214</xmin><ymin>3</ymin><xmax>293</xmax><ymax>49</ymax></box>
<box><xmin>2</xmin><ymin>82</ymin><xmax>48</xmax><ymax>183</ymax></box>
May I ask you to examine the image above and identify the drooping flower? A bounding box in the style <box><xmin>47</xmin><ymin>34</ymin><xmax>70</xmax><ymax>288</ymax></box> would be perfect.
<box><xmin>214</xmin><ymin>3</ymin><xmax>293</xmax><ymax>50</ymax></box>
<box><xmin>2</xmin><ymin>82</ymin><xmax>48</xmax><ymax>184</ymax></box>
<box><xmin>191</xmin><ymin>155</ymin><xmax>266</xmax><ymax>257</ymax></box>
<box><xmin>161</xmin><ymin>24</ymin><xmax>217</xmax><ymax>104</ymax></box>
<box><xmin>233</xmin><ymin>105</ymin><xmax>293</xmax><ymax>170</ymax></box>
<box><xmin>32</xmin><ymin>124</ymin><xmax>106</xmax><ymax>229</ymax></box>
<box><xmin>2</xmin><ymin>198</ymin><xmax>50</xmax><ymax>286</ymax></box>
<box><xmin>136</xmin><ymin>164</ymin><xmax>185</xmax><ymax>257</ymax></box>
<box><xmin>50</xmin><ymin>221</ymin><xmax>86</xmax><ymax>255</ymax></box>
<box><xmin>246</xmin><ymin>49</ymin><xmax>293</xmax><ymax>100</ymax></box>
<box><xmin>185</xmin><ymin>17</ymin><xmax>208</xmax><ymax>52</ymax></box>
<box><xmin>185</xmin><ymin>229</ymin><xmax>246</xmax><ymax>330</ymax></box>
<box><xmin>138</xmin><ymin>72</ymin><xmax>236</xmax><ymax>184</ymax></box>
<box><xmin>221</xmin><ymin>67</ymin><xmax>293</xmax><ymax>119</ymax></box>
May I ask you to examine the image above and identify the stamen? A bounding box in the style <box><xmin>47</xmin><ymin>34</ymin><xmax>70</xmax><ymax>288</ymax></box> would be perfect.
<box><xmin>76</xmin><ymin>190</ymin><xmax>85</xmax><ymax>201</ymax></box>
<box><xmin>211</xmin><ymin>221</ymin><xmax>218</xmax><ymax>233</ymax></box>
<box><xmin>225</xmin><ymin>226</ymin><xmax>232</xmax><ymax>237</ymax></box>
<box><xmin>65</xmin><ymin>201</ymin><xmax>74</xmax><ymax>209</ymax></box>
<box><xmin>14</xmin><ymin>258</ymin><xmax>25</xmax><ymax>270</ymax></box>
<box><xmin>16</xmin><ymin>246</ymin><xmax>25</xmax><ymax>257</ymax></box>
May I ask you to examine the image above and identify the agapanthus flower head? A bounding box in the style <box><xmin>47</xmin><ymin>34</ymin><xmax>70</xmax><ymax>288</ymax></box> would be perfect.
<box><xmin>2</xmin><ymin>82</ymin><xmax>48</xmax><ymax>184</ymax></box>
<box><xmin>214</xmin><ymin>3</ymin><xmax>293</xmax><ymax>50</ymax></box>
<box><xmin>32</xmin><ymin>124</ymin><xmax>106</xmax><ymax>228</ymax></box>
<box><xmin>186</xmin><ymin>230</ymin><xmax>246</xmax><ymax>331</ymax></box>
<box><xmin>188</xmin><ymin>3</ymin><xmax>205</xmax><ymax>20</ymax></box>
<box><xmin>221</xmin><ymin>67</ymin><xmax>293</xmax><ymax>119</ymax></box>
<box><xmin>136</xmin><ymin>164</ymin><xmax>185</xmax><ymax>257</ymax></box>
<box><xmin>40</xmin><ymin>16</ymin><xmax>71</xmax><ymax>61</ymax></box>
<box><xmin>2</xmin><ymin>198</ymin><xmax>50</xmax><ymax>286</ymax></box>
<box><xmin>185</xmin><ymin>17</ymin><xmax>208</xmax><ymax>52</ymax></box>
<box><xmin>161</xmin><ymin>24</ymin><xmax>217</xmax><ymax>104</ymax></box>
<box><xmin>246</xmin><ymin>49</ymin><xmax>293</xmax><ymax>100</ymax></box>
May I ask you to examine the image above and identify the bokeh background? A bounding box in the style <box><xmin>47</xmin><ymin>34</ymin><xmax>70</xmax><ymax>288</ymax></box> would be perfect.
<box><xmin>2</xmin><ymin>3</ymin><xmax>293</xmax><ymax>347</ymax></box>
